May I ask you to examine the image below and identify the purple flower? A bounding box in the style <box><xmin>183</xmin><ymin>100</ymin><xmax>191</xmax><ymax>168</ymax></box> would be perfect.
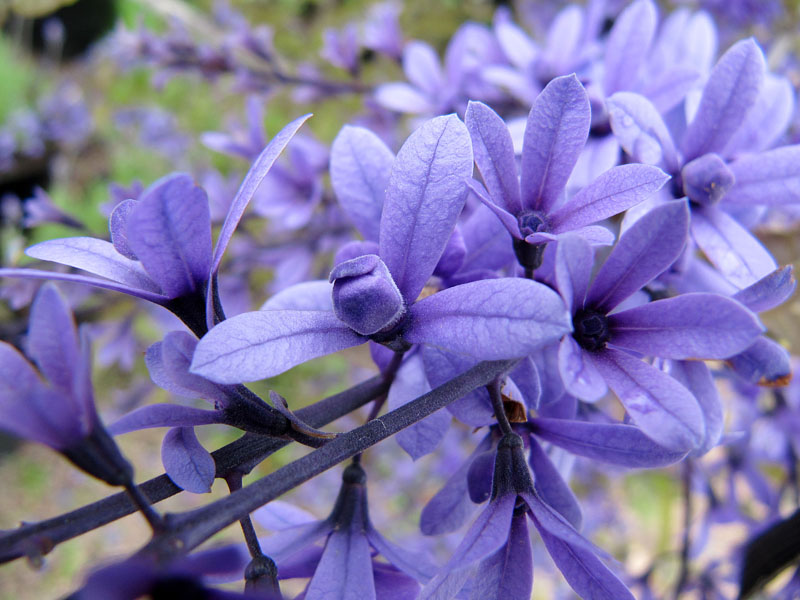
<box><xmin>419</xmin><ymin>433</ymin><xmax>635</xmax><ymax>600</ymax></box>
<box><xmin>256</xmin><ymin>463</ymin><xmax>434</xmax><ymax>599</ymax></box>
<box><xmin>550</xmin><ymin>200</ymin><xmax>763</xmax><ymax>451</ymax></box>
<box><xmin>465</xmin><ymin>74</ymin><xmax>670</xmax><ymax>272</ymax></box>
<box><xmin>608</xmin><ymin>38</ymin><xmax>800</xmax><ymax>288</ymax></box>
<box><xmin>191</xmin><ymin>114</ymin><xmax>571</xmax><ymax>383</ymax></box>
<box><xmin>0</xmin><ymin>284</ymin><xmax>132</xmax><ymax>485</ymax></box>
<box><xmin>71</xmin><ymin>545</ymin><xmax>256</xmax><ymax>600</ymax></box>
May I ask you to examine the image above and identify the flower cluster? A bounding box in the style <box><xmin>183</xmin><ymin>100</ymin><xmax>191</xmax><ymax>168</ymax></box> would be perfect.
<box><xmin>1</xmin><ymin>1</ymin><xmax>799</xmax><ymax>599</ymax></box>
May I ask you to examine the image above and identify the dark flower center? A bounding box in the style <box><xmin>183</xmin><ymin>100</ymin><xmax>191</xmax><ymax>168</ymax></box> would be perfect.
<box><xmin>572</xmin><ymin>309</ymin><xmax>610</xmax><ymax>351</ymax></box>
<box><xmin>518</xmin><ymin>211</ymin><xmax>547</xmax><ymax>237</ymax></box>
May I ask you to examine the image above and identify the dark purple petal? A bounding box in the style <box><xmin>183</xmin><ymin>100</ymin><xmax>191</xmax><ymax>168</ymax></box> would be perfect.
<box><xmin>732</xmin><ymin>266</ymin><xmax>796</xmax><ymax>313</ymax></box>
<box><xmin>724</xmin><ymin>145</ymin><xmax>800</xmax><ymax>207</ymax></box>
<box><xmin>587</xmin><ymin>199</ymin><xmax>689</xmax><ymax>313</ymax></box>
<box><xmin>161</xmin><ymin>426</ymin><xmax>215</xmax><ymax>493</ymax></box>
<box><xmin>590</xmin><ymin>348</ymin><xmax>704</xmax><ymax>451</ymax></box>
<box><xmin>520</xmin><ymin>490</ymin><xmax>599</xmax><ymax>555</ymax></box>
<box><xmin>191</xmin><ymin>310</ymin><xmax>365</xmax><ymax>383</ymax></box>
<box><xmin>468</xmin><ymin>513</ymin><xmax>532</xmax><ymax>600</ymax></box>
<box><xmin>602</xmin><ymin>0</ymin><xmax>657</xmax><ymax>94</ymax></box>
<box><xmin>727</xmin><ymin>336</ymin><xmax>792</xmax><ymax>387</ymax></box>
<box><xmin>433</xmin><ymin>228</ymin><xmax>466</xmax><ymax>279</ymax></box>
<box><xmin>419</xmin><ymin>494</ymin><xmax>515</xmax><ymax>600</ymax></box>
<box><xmin>330</xmin><ymin>125</ymin><xmax>394</xmax><ymax>241</ymax></box>
<box><xmin>464</xmin><ymin>178</ymin><xmax>522</xmax><ymax>240</ymax></box>
<box><xmin>305</xmin><ymin>529</ymin><xmax>376</xmax><ymax>600</ymax></box>
<box><xmin>549</xmin><ymin>164</ymin><xmax>670</xmax><ymax>234</ymax></box>
<box><xmin>387</xmin><ymin>353</ymin><xmax>448</xmax><ymax>460</ymax></box>
<box><xmin>330</xmin><ymin>254</ymin><xmax>406</xmax><ymax>336</ymax></box>
<box><xmin>210</xmin><ymin>114</ymin><xmax>311</xmax><ymax>277</ymax></box>
<box><xmin>606</xmin><ymin>92</ymin><xmax>678</xmax><ymax>170</ymax></box>
<box><xmin>532</xmin><ymin>522</ymin><xmax>635</xmax><ymax>600</ymax></box>
<box><xmin>528</xmin><ymin>438</ymin><xmax>582</xmax><ymax>529</ymax></box>
<box><xmin>609</xmin><ymin>293</ymin><xmax>763</xmax><ymax>359</ymax></box>
<box><xmin>379</xmin><ymin>115</ymin><xmax>473</xmax><ymax>304</ymax></box>
<box><xmin>521</xmin><ymin>74</ymin><xmax>590</xmax><ymax>213</ymax></box>
<box><xmin>109</xmin><ymin>404</ymin><xmax>225</xmax><ymax>435</ymax></box>
<box><xmin>465</xmin><ymin>101</ymin><xmax>522</xmax><ymax>215</ymax></box>
<box><xmin>25</xmin><ymin>237</ymin><xmax>161</xmax><ymax>293</ymax></box>
<box><xmin>681</xmin><ymin>38</ymin><xmax>765</xmax><ymax>161</ymax></box>
<box><xmin>372</xmin><ymin>564</ymin><xmax>422</xmax><ymax>600</ymax></box>
<box><xmin>530</xmin><ymin>417</ymin><xmax>687</xmax><ymax>467</ymax></box>
<box><xmin>691</xmin><ymin>204</ymin><xmax>776</xmax><ymax>288</ymax></box>
<box><xmin>466</xmin><ymin>450</ymin><xmax>494</xmax><ymax>504</ymax></box>
<box><xmin>667</xmin><ymin>360</ymin><xmax>722</xmax><ymax>455</ymax></box>
<box><xmin>558</xmin><ymin>336</ymin><xmax>607</xmax><ymax>402</ymax></box>
<box><xmin>126</xmin><ymin>173</ymin><xmax>212</xmax><ymax>298</ymax></box>
<box><xmin>420</xmin><ymin>436</ymin><xmax>493</xmax><ymax>535</ymax></box>
<box><xmin>406</xmin><ymin>278</ymin><xmax>571</xmax><ymax>360</ymax></box>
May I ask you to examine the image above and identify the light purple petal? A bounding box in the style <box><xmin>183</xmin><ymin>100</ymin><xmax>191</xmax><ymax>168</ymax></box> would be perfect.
<box><xmin>724</xmin><ymin>74</ymin><xmax>795</xmax><ymax>156</ymax></box>
<box><xmin>211</xmin><ymin>114</ymin><xmax>312</xmax><ymax>277</ymax></box>
<box><xmin>606</xmin><ymin>91</ymin><xmax>678</xmax><ymax>170</ymax></box>
<box><xmin>379</xmin><ymin>114</ymin><xmax>473</xmax><ymax>304</ymax></box>
<box><xmin>191</xmin><ymin>310</ymin><xmax>365</xmax><ymax>383</ymax></box>
<box><xmin>558</xmin><ymin>336</ymin><xmax>607</xmax><ymax>402</ymax></box>
<box><xmin>724</xmin><ymin>145</ymin><xmax>800</xmax><ymax>207</ymax></box>
<box><xmin>259</xmin><ymin>520</ymin><xmax>331</xmax><ymax>562</ymax></box>
<box><xmin>681</xmin><ymin>38</ymin><xmax>765</xmax><ymax>161</ymax></box>
<box><xmin>468</xmin><ymin>514</ymin><xmax>532</xmax><ymax>600</ymax></box>
<box><xmin>374</xmin><ymin>83</ymin><xmax>435</xmax><ymax>114</ymax></box>
<box><xmin>403</xmin><ymin>41</ymin><xmax>444</xmax><ymax>98</ymax></box>
<box><xmin>109</xmin><ymin>404</ymin><xmax>225</xmax><ymax>435</ymax></box>
<box><xmin>732</xmin><ymin>266</ymin><xmax>795</xmax><ymax>313</ymax></box>
<box><xmin>603</xmin><ymin>0</ymin><xmax>657</xmax><ymax>94</ymax></box>
<box><xmin>330</xmin><ymin>125</ymin><xmax>394</xmax><ymax>241</ymax></box>
<box><xmin>159</xmin><ymin>331</ymin><xmax>232</xmax><ymax>403</ymax></box>
<box><xmin>254</xmin><ymin>500</ymin><xmax>317</xmax><ymax>531</ymax></box>
<box><xmin>305</xmin><ymin>529</ymin><xmax>376</xmax><ymax>600</ymax></box>
<box><xmin>406</xmin><ymin>278</ymin><xmax>571</xmax><ymax>360</ymax></box>
<box><xmin>609</xmin><ymin>293</ymin><xmax>763</xmax><ymax>359</ymax></box>
<box><xmin>667</xmin><ymin>360</ymin><xmax>722</xmax><ymax>455</ymax></box>
<box><xmin>691</xmin><ymin>204</ymin><xmax>776</xmax><ymax>288</ymax></box>
<box><xmin>388</xmin><ymin>353</ymin><xmax>449</xmax><ymax>460</ymax></box>
<box><xmin>531</xmin><ymin>417</ymin><xmax>687</xmax><ymax>467</ymax></box>
<box><xmin>528</xmin><ymin>438</ymin><xmax>582</xmax><ymax>529</ymax></box>
<box><xmin>465</xmin><ymin>101</ymin><xmax>522</xmax><ymax>215</ymax></box>
<box><xmin>161</xmin><ymin>426</ymin><xmax>215</xmax><ymax>493</ymax></box>
<box><xmin>590</xmin><ymin>347</ymin><xmax>704</xmax><ymax>451</ymax></box>
<box><xmin>126</xmin><ymin>173</ymin><xmax>212</xmax><ymax>298</ymax></box>
<box><xmin>519</xmin><ymin>491</ymin><xmax>599</xmax><ymax>555</ymax></box>
<box><xmin>549</xmin><ymin>164</ymin><xmax>670</xmax><ymax>233</ymax></box>
<box><xmin>367</xmin><ymin>526</ymin><xmax>436</xmax><ymax>583</ymax></box>
<box><xmin>554</xmin><ymin>234</ymin><xmax>593</xmax><ymax>313</ymax></box>
<box><xmin>261</xmin><ymin>280</ymin><xmax>333</xmax><ymax>311</ymax></box>
<box><xmin>109</xmin><ymin>199</ymin><xmax>137</xmax><ymax>260</ymax></box>
<box><xmin>0</xmin><ymin>268</ymin><xmax>169</xmax><ymax>303</ymax></box>
<box><xmin>533</xmin><ymin>522</ymin><xmax>635</xmax><ymax>600</ymax></box>
<box><xmin>25</xmin><ymin>237</ymin><xmax>161</xmax><ymax>293</ymax></box>
<box><xmin>521</xmin><ymin>74</ymin><xmax>590</xmax><ymax>213</ymax></box>
<box><xmin>587</xmin><ymin>199</ymin><xmax>689</xmax><ymax>313</ymax></box>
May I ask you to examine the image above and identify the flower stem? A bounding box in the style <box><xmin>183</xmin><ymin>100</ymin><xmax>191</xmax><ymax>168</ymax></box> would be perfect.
<box><xmin>123</xmin><ymin>479</ymin><xmax>165</xmax><ymax>534</ymax></box>
<box><xmin>488</xmin><ymin>376</ymin><xmax>514</xmax><ymax>436</ymax></box>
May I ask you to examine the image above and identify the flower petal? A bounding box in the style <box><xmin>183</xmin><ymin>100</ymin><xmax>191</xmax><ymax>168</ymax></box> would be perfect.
<box><xmin>330</xmin><ymin>125</ymin><xmax>394</xmax><ymax>241</ymax></box>
<box><xmin>521</xmin><ymin>74</ymin><xmax>590</xmax><ymax>213</ymax></box>
<box><xmin>558</xmin><ymin>336</ymin><xmax>607</xmax><ymax>402</ymax></box>
<box><xmin>379</xmin><ymin>114</ymin><xmax>473</xmax><ymax>304</ymax></box>
<box><xmin>306</xmin><ymin>529</ymin><xmax>376</xmax><ymax>600</ymax></box>
<box><xmin>191</xmin><ymin>310</ymin><xmax>365</xmax><ymax>383</ymax></box>
<box><xmin>724</xmin><ymin>145</ymin><xmax>800</xmax><ymax>207</ymax></box>
<box><xmin>606</xmin><ymin>91</ymin><xmax>678</xmax><ymax>170</ymax></box>
<box><xmin>590</xmin><ymin>348</ymin><xmax>704</xmax><ymax>451</ymax></box>
<box><xmin>161</xmin><ymin>426</ymin><xmax>215</xmax><ymax>494</ymax></box>
<box><xmin>468</xmin><ymin>513</ymin><xmax>532</xmax><ymax>600</ymax></box>
<box><xmin>406</xmin><ymin>278</ymin><xmax>571</xmax><ymax>360</ymax></box>
<box><xmin>528</xmin><ymin>438</ymin><xmax>582</xmax><ymax>530</ymax></box>
<box><xmin>109</xmin><ymin>404</ymin><xmax>225</xmax><ymax>435</ymax></box>
<box><xmin>602</xmin><ymin>0</ymin><xmax>657</xmax><ymax>94</ymax></box>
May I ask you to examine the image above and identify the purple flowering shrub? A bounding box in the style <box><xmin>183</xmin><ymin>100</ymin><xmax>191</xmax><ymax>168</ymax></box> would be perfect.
<box><xmin>1</xmin><ymin>1</ymin><xmax>800</xmax><ymax>598</ymax></box>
